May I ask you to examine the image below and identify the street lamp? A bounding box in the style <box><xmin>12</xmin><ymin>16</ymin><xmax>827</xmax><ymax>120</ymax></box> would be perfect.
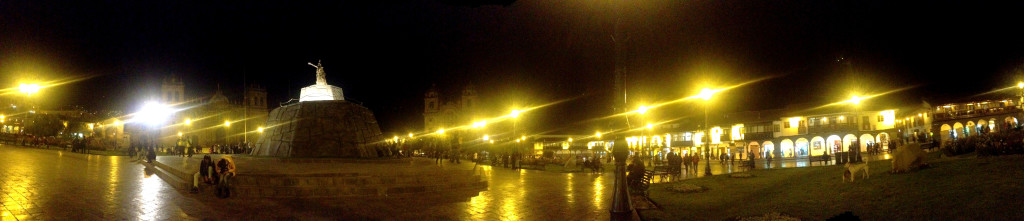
<box><xmin>510</xmin><ymin>109</ymin><xmax>520</xmax><ymax>155</ymax></box>
<box><xmin>19</xmin><ymin>83</ymin><xmax>40</xmax><ymax>95</ymax></box>
<box><xmin>637</xmin><ymin>106</ymin><xmax>650</xmax><ymax>166</ymax></box>
<box><xmin>258</xmin><ymin>127</ymin><xmax>264</xmax><ymax>133</ymax></box>
<box><xmin>700</xmin><ymin>88</ymin><xmax>715</xmax><ymax>176</ymax></box>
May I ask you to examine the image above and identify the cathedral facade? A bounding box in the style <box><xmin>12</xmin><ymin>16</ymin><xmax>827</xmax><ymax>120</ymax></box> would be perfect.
<box><xmin>423</xmin><ymin>84</ymin><xmax>478</xmax><ymax>133</ymax></box>
<box><xmin>141</xmin><ymin>76</ymin><xmax>269</xmax><ymax>148</ymax></box>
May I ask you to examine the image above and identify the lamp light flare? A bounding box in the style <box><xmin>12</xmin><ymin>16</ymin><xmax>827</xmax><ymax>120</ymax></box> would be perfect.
<box><xmin>409</xmin><ymin>133</ymin><xmax>414</xmax><ymax>138</ymax></box>
<box><xmin>19</xmin><ymin>83</ymin><xmax>40</xmax><ymax>95</ymax></box>
<box><xmin>224</xmin><ymin>120</ymin><xmax>230</xmax><ymax>127</ymax></box>
<box><xmin>258</xmin><ymin>127</ymin><xmax>264</xmax><ymax>133</ymax></box>
<box><xmin>437</xmin><ymin>129</ymin><xmax>444</xmax><ymax>134</ymax></box>
<box><xmin>483</xmin><ymin>135</ymin><xmax>489</xmax><ymax>141</ymax></box>
<box><xmin>510</xmin><ymin>110</ymin><xmax>521</xmax><ymax>118</ymax></box>
<box><xmin>699</xmin><ymin>88</ymin><xmax>714</xmax><ymax>101</ymax></box>
<box><xmin>646</xmin><ymin>123</ymin><xmax>653</xmax><ymax>130</ymax></box>
<box><xmin>595</xmin><ymin>132</ymin><xmax>601</xmax><ymax>138</ymax></box>
<box><xmin>637</xmin><ymin>105</ymin><xmax>649</xmax><ymax>115</ymax></box>
<box><xmin>1018</xmin><ymin>82</ymin><xmax>1023</xmax><ymax>89</ymax></box>
<box><xmin>850</xmin><ymin>95</ymin><xmax>862</xmax><ymax>105</ymax></box>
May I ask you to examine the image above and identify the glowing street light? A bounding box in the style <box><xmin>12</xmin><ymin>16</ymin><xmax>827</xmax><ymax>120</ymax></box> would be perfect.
<box><xmin>408</xmin><ymin>133</ymin><xmax>414</xmax><ymax>138</ymax></box>
<box><xmin>133</xmin><ymin>101</ymin><xmax>172</xmax><ymax>127</ymax></box>
<box><xmin>636</xmin><ymin>105</ymin><xmax>649</xmax><ymax>115</ymax></box>
<box><xmin>521</xmin><ymin>135</ymin><xmax>526</xmax><ymax>141</ymax></box>
<box><xmin>698</xmin><ymin>88</ymin><xmax>715</xmax><ymax>101</ymax></box>
<box><xmin>568</xmin><ymin>137</ymin><xmax>573</xmax><ymax>142</ymax></box>
<box><xmin>185</xmin><ymin>118</ymin><xmax>192</xmax><ymax>125</ymax></box>
<box><xmin>393</xmin><ymin>136</ymin><xmax>399</xmax><ymax>141</ymax></box>
<box><xmin>258</xmin><ymin>127</ymin><xmax>264</xmax><ymax>133</ymax></box>
<box><xmin>849</xmin><ymin>95</ymin><xmax>862</xmax><ymax>105</ymax></box>
<box><xmin>510</xmin><ymin>110</ymin><xmax>521</xmax><ymax>118</ymax></box>
<box><xmin>699</xmin><ymin>87</ymin><xmax>716</xmax><ymax>176</ymax></box>
<box><xmin>596</xmin><ymin>132</ymin><xmax>602</xmax><ymax>138</ymax></box>
<box><xmin>224</xmin><ymin>120</ymin><xmax>231</xmax><ymax>127</ymax></box>
<box><xmin>646</xmin><ymin>123</ymin><xmax>653</xmax><ymax>130</ymax></box>
<box><xmin>1018</xmin><ymin>82</ymin><xmax>1023</xmax><ymax>89</ymax></box>
<box><xmin>483</xmin><ymin>135</ymin><xmax>489</xmax><ymax>141</ymax></box>
<box><xmin>437</xmin><ymin>129</ymin><xmax>445</xmax><ymax>134</ymax></box>
<box><xmin>177</xmin><ymin>132</ymin><xmax>183</xmax><ymax>137</ymax></box>
<box><xmin>19</xmin><ymin>83</ymin><xmax>40</xmax><ymax>95</ymax></box>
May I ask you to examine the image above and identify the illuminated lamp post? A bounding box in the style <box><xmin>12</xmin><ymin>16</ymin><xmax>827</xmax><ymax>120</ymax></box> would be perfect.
<box><xmin>699</xmin><ymin>88</ymin><xmax>715</xmax><ymax>177</ymax></box>
<box><xmin>510</xmin><ymin>109</ymin><xmax>520</xmax><ymax>156</ymax></box>
<box><xmin>134</xmin><ymin>101</ymin><xmax>172</xmax><ymax>153</ymax></box>
<box><xmin>637</xmin><ymin>105</ymin><xmax>648</xmax><ymax>165</ymax></box>
<box><xmin>848</xmin><ymin>95</ymin><xmax>864</xmax><ymax>163</ymax></box>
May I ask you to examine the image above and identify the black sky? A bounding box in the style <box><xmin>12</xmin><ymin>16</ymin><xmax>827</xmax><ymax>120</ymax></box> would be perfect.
<box><xmin>3</xmin><ymin>0</ymin><xmax>1024</xmax><ymax>134</ymax></box>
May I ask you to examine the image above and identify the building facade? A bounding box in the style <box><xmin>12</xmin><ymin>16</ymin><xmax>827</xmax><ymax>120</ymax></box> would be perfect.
<box><xmin>130</xmin><ymin>76</ymin><xmax>269</xmax><ymax>148</ymax></box>
<box><xmin>423</xmin><ymin>84</ymin><xmax>478</xmax><ymax>133</ymax></box>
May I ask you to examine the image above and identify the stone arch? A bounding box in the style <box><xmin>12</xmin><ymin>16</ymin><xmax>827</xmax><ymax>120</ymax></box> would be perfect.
<box><xmin>826</xmin><ymin>135</ymin><xmax>842</xmax><ymax>152</ymax></box>
<box><xmin>779</xmin><ymin>139</ymin><xmax>793</xmax><ymax>158</ymax></box>
<box><xmin>877</xmin><ymin>132</ymin><xmax>891</xmax><ymax>150</ymax></box>
<box><xmin>860</xmin><ymin>134</ymin><xmax>875</xmax><ymax>152</ymax></box>
<box><xmin>843</xmin><ymin>134</ymin><xmax>858</xmax><ymax>152</ymax></box>
<box><xmin>810</xmin><ymin>136</ymin><xmax>825</xmax><ymax>156</ymax></box>
<box><xmin>762</xmin><ymin>141</ymin><xmax>775</xmax><ymax>158</ymax></box>
<box><xmin>794</xmin><ymin>138</ymin><xmax>808</xmax><ymax>158</ymax></box>
<box><xmin>940</xmin><ymin>124</ymin><xmax>952</xmax><ymax>142</ymax></box>
<box><xmin>952</xmin><ymin>122</ymin><xmax>964</xmax><ymax>139</ymax></box>
<box><xmin>965</xmin><ymin>121</ymin><xmax>976</xmax><ymax>136</ymax></box>
<box><xmin>747</xmin><ymin>141</ymin><xmax>760</xmax><ymax>159</ymax></box>
<box><xmin>989</xmin><ymin>118</ymin><xmax>997</xmax><ymax>132</ymax></box>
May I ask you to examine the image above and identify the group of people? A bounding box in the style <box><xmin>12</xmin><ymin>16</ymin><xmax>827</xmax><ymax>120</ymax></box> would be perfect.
<box><xmin>664</xmin><ymin>152</ymin><xmax>703</xmax><ymax>174</ymax></box>
<box><xmin>191</xmin><ymin>155</ymin><xmax>237</xmax><ymax>198</ymax></box>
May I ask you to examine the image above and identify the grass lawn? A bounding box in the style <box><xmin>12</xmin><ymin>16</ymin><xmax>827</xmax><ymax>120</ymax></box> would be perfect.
<box><xmin>640</xmin><ymin>152</ymin><xmax>1024</xmax><ymax>220</ymax></box>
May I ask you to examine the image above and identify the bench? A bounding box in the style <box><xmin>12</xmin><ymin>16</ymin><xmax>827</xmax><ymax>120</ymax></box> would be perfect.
<box><xmin>652</xmin><ymin>166</ymin><xmax>675</xmax><ymax>182</ymax></box>
<box><xmin>629</xmin><ymin>170</ymin><xmax>655</xmax><ymax>198</ymax></box>
<box><xmin>809</xmin><ymin>155</ymin><xmax>830</xmax><ymax>165</ymax></box>
<box><xmin>738</xmin><ymin>158</ymin><xmax>756</xmax><ymax>170</ymax></box>
<box><xmin>521</xmin><ymin>160</ymin><xmax>547</xmax><ymax>170</ymax></box>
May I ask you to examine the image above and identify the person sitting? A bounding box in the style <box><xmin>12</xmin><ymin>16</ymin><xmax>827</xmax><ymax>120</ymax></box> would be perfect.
<box><xmin>215</xmin><ymin>155</ymin><xmax>236</xmax><ymax>198</ymax></box>
<box><xmin>191</xmin><ymin>155</ymin><xmax>216</xmax><ymax>193</ymax></box>
<box><xmin>627</xmin><ymin>157</ymin><xmax>646</xmax><ymax>185</ymax></box>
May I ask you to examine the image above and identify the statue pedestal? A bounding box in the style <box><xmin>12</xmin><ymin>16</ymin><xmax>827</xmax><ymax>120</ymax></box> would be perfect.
<box><xmin>299</xmin><ymin>84</ymin><xmax>344</xmax><ymax>102</ymax></box>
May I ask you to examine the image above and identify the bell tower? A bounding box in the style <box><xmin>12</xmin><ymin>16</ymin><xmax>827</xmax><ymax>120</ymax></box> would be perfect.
<box><xmin>161</xmin><ymin>75</ymin><xmax>185</xmax><ymax>104</ymax></box>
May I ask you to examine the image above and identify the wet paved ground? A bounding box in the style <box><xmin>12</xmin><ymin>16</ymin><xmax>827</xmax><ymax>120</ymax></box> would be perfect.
<box><xmin>0</xmin><ymin>144</ymin><xmax>898</xmax><ymax>220</ymax></box>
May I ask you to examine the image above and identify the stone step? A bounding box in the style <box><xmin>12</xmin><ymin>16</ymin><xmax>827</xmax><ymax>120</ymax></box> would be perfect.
<box><xmin>229</xmin><ymin>180</ymin><xmax>488</xmax><ymax>198</ymax></box>
<box><xmin>142</xmin><ymin>161</ymin><xmax>192</xmax><ymax>190</ymax></box>
<box><xmin>232</xmin><ymin>173</ymin><xmax>483</xmax><ymax>188</ymax></box>
<box><xmin>152</xmin><ymin>160</ymin><xmax>194</xmax><ymax>181</ymax></box>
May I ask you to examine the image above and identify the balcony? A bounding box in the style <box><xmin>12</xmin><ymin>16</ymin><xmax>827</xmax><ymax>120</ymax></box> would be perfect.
<box><xmin>807</xmin><ymin>123</ymin><xmax>858</xmax><ymax>134</ymax></box>
<box><xmin>934</xmin><ymin>107</ymin><xmax>1020</xmax><ymax>121</ymax></box>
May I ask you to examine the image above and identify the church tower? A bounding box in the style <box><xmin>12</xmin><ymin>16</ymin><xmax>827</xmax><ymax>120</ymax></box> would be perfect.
<box><xmin>424</xmin><ymin>84</ymin><xmax>440</xmax><ymax>113</ymax></box>
<box><xmin>423</xmin><ymin>84</ymin><xmax>441</xmax><ymax>131</ymax></box>
<box><xmin>245</xmin><ymin>84</ymin><xmax>268</xmax><ymax>110</ymax></box>
<box><xmin>461</xmin><ymin>83</ymin><xmax>478</xmax><ymax>113</ymax></box>
<box><xmin>161</xmin><ymin>75</ymin><xmax>185</xmax><ymax>104</ymax></box>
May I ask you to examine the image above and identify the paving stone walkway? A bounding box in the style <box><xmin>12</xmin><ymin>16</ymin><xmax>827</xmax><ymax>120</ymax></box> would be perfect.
<box><xmin>0</xmin><ymin>144</ymin><xmax>905</xmax><ymax>220</ymax></box>
<box><xmin>0</xmin><ymin>145</ymin><xmax>618</xmax><ymax>220</ymax></box>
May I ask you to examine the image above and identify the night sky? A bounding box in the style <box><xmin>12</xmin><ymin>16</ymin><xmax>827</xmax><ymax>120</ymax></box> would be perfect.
<box><xmin>3</xmin><ymin>1</ymin><xmax>1024</xmax><ymax>134</ymax></box>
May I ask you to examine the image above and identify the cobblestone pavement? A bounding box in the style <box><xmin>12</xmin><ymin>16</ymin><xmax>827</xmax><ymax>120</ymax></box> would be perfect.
<box><xmin>0</xmin><ymin>145</ymin><xmax>618</xmax><ymax>220</ymax></box>
<box><xmin>0</xmin><ymin>144</ymin><xmax>905</xmax><ymax>220</ymax></box>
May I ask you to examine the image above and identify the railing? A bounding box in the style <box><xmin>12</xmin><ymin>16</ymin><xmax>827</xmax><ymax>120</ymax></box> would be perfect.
<box><xmin>807</xmin><ymin>124</ymin><xmax>858</xmax><ymax>134</ymax></box>
<box><xmin>934</xmin><ymin>107</ymin><xmax>1020</xmax><ymax>121</ymax></box>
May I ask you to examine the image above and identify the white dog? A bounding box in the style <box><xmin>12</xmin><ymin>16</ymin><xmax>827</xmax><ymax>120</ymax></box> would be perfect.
<box><xmin>843</xmin><ymin>162</ymin><xmax>869</xmax><ymax>182</ymax></box>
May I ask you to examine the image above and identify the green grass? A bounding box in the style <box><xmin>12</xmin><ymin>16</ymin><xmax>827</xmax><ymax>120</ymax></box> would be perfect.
<box><xmin>640</xmin><ymin>152</ymin><xmax>1024</xmax><ymax>220</ymax></box>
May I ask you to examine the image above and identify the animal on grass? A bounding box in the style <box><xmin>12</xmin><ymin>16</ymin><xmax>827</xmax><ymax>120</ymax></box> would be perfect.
<box><xmin>843</xmin><ymin>162</ymin><xmax>869</xmax><ymax>182</ymax></box>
